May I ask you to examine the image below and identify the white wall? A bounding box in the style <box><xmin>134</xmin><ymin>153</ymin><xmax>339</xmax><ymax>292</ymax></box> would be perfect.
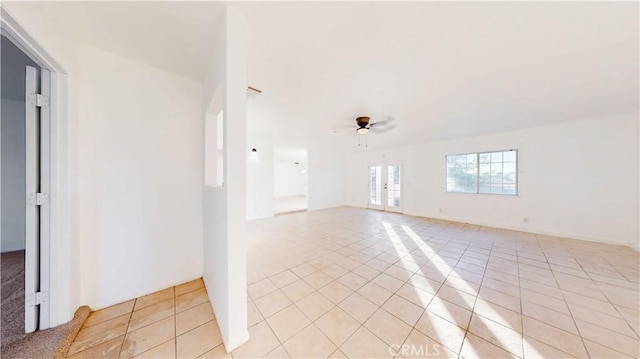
<box><xmin>346</xmin><ymin>113</ymin><xmax>640</xmax><ymax>248</ymax></box>
<box><xmin>1</xmin><ymin>99</ymin><xmax>26</xmax><ymax>252</ymax></box>
<box><xmin>76</xmin><ymin>45</ymin><xmax>204</xmax><ymax>308</ymax></box>
<box><xmin>202</xmin><ymin>6</ymin><xmax>249</xmax><ymax>351</ymax></box>
<box><xmin>308</xmin><ymin>149</ymin><xmax>346</xmax><ymax>211</ymax></box>
<box><xmin>274</xmin><ymin>162</ymin><xmax>307</xmax><ymax>197</ymax></box>
<box><xmin>246</xmin><ymin>141</ymin><xmax>274</xmax><ymax>220</ymax></box>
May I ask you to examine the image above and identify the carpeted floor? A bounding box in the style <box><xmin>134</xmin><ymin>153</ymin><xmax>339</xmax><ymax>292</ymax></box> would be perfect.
<box><xmin>1</xmin><ymin>250</ymin><xmax>90</xmax><ymax>358</ymax></box>
<box><xmin>1</xmin><ymin>250</ymin><xmax>27</xmax><ymax>347</ymax></box>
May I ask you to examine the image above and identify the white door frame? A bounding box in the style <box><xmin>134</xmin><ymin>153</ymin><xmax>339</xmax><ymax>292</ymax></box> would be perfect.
<box><xmin>2</xmin><ymin>5</ymin><xmax>70</xmax><ymax>329</ymax></box>
<box><xmin>367</xmin><ymin>162</ymin><xmax>404</xmax><ymax>213</ymax></box>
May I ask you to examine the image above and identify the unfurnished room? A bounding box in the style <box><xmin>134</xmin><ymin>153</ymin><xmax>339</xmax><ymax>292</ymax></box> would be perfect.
<box><xmin>0</xmin><ymin>1</ymin><xmax>638</xmax><ymax>359</ymax></box>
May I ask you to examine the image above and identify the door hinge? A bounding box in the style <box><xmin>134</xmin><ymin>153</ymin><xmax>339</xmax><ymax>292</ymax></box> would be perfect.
<box><xmin>36</xmin><ymin>94</ymin><xmax>49</xmax><ymax>108</ymax></box>
<box><xmin>27</xmin><ymin>193</ymin><xmax>49</xmax><ymax>206</ymax></box>
<box><xmin>27</xmin><ymin>93</ymin><xmax>49</xmax><ymax>109</ymax></box>
<box><xmin>27</xmin><ymin>291</ymin><xmax>49</xmax><ymax>306</ymax></box>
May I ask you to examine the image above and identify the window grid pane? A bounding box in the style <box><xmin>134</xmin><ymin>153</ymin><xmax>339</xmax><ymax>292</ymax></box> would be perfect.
<box><xmin>447</xmin><ymin>150</ymin><xmax>517</xmax><ymax>195</ymax></box>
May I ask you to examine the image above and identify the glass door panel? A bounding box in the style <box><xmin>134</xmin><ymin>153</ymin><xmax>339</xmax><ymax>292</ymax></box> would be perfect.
<box><xmin>369</xmin><ymin>166</ymin><xmax>383</xmax><ymax>209</ymax></box>
<box><xmin>368</xmin><ymin>163</ymin><xmax>402</xmax><ymax>212</ymax></box>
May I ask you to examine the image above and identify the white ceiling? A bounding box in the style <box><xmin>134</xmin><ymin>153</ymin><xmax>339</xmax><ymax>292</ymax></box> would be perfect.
<box><xmin>8</xmin><ymin>1</ymin><xmax>638</xmax><ymax>152</ymax></box>
<box><xmin>6</xmin><ymin>1</ymin><xmax>225</xmax><ymax>81</ymax></box>
<box><xmin>238</xmin><ymin>1</ymin><xmax>639</xmax><ymax>151</ymax></box>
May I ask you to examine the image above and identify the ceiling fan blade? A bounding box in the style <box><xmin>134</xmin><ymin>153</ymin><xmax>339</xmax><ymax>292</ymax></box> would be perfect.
<box><xmin>370</xmin><ymin>125</ymin><xmax>396</xmax><ymax>133</ymax></box>
<box><xmin>369</xmin><ymin>120</ymin><xmax>389</xmax><ymax>126</ymax></box>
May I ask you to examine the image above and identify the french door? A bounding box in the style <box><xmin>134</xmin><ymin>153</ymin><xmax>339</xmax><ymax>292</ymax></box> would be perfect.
<box><xmin>368</xmin><ymin>163</ymin><xmax>403</xmax><ymax>213</ymax></box>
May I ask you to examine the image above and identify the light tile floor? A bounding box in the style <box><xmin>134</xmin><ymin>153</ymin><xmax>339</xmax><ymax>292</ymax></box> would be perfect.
<box><xmin>68</xmin><ymin>207</ymin><xmax>640</xmax><ymax>358</ymax></box>
<box><xmin>65</xmin><ymin>278</ymin><xmax>224</xmax><ymax>358</ymax></box>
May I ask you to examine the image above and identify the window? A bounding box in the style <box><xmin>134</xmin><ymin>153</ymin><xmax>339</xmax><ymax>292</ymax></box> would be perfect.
<box><xmin>446</xmin><ymin>150</ymin><xmax>517</xmax><ymax>195</ymax></box>
<box><xmin>205</xmin><ymin>110</ymin><xmax>224</xmax><ymax>187</ymax></box>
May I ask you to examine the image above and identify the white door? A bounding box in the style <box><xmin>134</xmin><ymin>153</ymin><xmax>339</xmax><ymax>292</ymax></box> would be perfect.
<box><xmin>25</xmin><ymin>65</ymin><xmax>40</xmax><ymax>333</ymax></box>
<box><xmin>368</xmin><ymin>163</ymin><xmax>403</xmax><ymax>213</ymax></box>
<box><xmin>24</xmin><ymin>66</ymin><xmax>51</xmax><ymax>333</ymax></box>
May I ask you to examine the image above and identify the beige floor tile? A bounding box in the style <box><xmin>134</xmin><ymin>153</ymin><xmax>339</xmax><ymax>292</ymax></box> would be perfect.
<box><xmin>382</xmin><ymin>294</ymin><xmax>424</xmax><ymax>326</ymax></box>
<box><xmin>176</xmin><ymin>321</ymin><xmax>223</xmax><ymax>358</ymax></box>
<box><xmin>304</xmin><ymin>271</ymin><xmax>334</xmax><ymax>289</ymax></box>
<box><xmin>383</xmin><ymin>265</ymin><xmax>414</xmax><ymax>282</ymax></box>
<box><xmin>365</xmin><ymin>309</ymin><xmax>413</xmax><ymax>346</ymax></box>
<box><xmin>521</xmin><ymin>289</ymin><xmax>569</xmax><ymax>315</ymax></box>
<box><xmin>569</xmin><ymin>302</ymin><xmax>637</xmax><ymax>338</ymax></box>
<box><xmin>248</xmin><ymin>278</ymin><xmax>278</xmax><ymax>300</ymax></box>
<box><xmin>316</xmin><ymin>307</ymin><xmax>361</xmax><ymax>346</ymax></box>
<box><xmin>66</xmin><ymin>336</ymin><xmax>124</xmax><ymax>359</ymax></box>
<box><xmin>247</xmin><ymin>301</ymin><xmax>264</xmax><ymax>327</ymax></box>
<box><xmin>84</xmin><ymin>300</ymin><xmax>135</xmax><ymax>328</ymax></box>
<box><xmin>354</xmin><ymin>264</ymin><xmax>381</xmax><ymax>281</ymax></box>
<box><xmin>323</xmin><ymin>264</ymin><xmax>350</xmax><ymax>279</ymax></box>
<box><xmin>254</xmin><ymin>290</ymin><xmax>293</xmax><ymax>318</ymax></box>
<box><xmin>291</xmin><ymin>263</ymin><xmax>317</xmax><ymax>277</ymax></box>
<box><xmin>199</xmin><ymin>344</ymin><xmax>231</xmax><ymax>358</ymax></box>
<box><xmin>232</xmin><ymin>321</ymin><xmax>279</xmax><ymax>358</ymax></box>
<box><xmin>477</xmin><ymin>287</ymin><xmax>519</xmax><ymax>313</ymax></box>
<box><xmin>328</xmin><ymin>348</ymin><xmax>348</xmax><ymax>358</ymax></box>
<box><xmin>281</xmin><ymin>279</ymin><xmax>315</xmax><ymax>302</ymax></box>
<box><xmin>319</xmin><ymin>280</ymin><xmax>353</xmax><ymax>304</ymax></box>
<box><xmin>176</xmin><ymin>288</ymin><xmax>209</xmax><ymax>313</ymax></box>
<box><xmin>522</xmin><ymin>336</ymin><xmax>576</xmax><ymax>359</ymax></box>
<box><xmin>283</xmin><ymin>324</ymin><xmax>337</xmax><ymax>359</ymax></box>
<box><xmin>296</xmin><ymin>291</ymin><xmax>334</xmax><ymax>320</ymax></box>
<box><xmin>67</xmin><ymin>209</ymin><xmax>640</xmax><ymax>359</ymax></box>
<box><xmin>427</xmin><ymin>298</ymin><xmax>472</xmax><ymax>329</ymax></box>
<box><xmin>338</xmin><ymin>292</ymin><xmax>379</xmax><ymax>324</ymax></box>
<box><xmin>371</xmin><ymin>273</ymin><xmax>405</xmax><ymax>292</ymax></box>
<box><xmin>175</xmin><ymin>278</ymin><xmax>204</xmax><ymax>296</ymax></box>
<box><xmin>68</xmin><ymin>314</ymin><xmax>130</xmax><ymax>356</ymax></box>
<box><xmin>459</xmin><ymin>332</ymin><xmax>518</xmax><ymax>359</ymax></box>
<box><xmin>264</xmin><ymin>345</ymin><xmax>291</xmax><ymax>358</ymax></box>
<box><xmin>120</xmin><ymin>316</ymin><xmax>175</xmax><ymax>358</ymax></box>
<box><xmin>135</xmin><ymin>288</ymin><xmax>174</xmax><ymax>311</ymax></box>
<box><xmin>128</xmin><ymin>298</ymin><xmax>175</xmax><ymax>333</ymax></box>
<box><xmin>575</xmin><ymin>319</ymin><xmax>639</xmax><ymax>358</ymax></box>
<box><xmin>357</xmin><ymin>282</ymin><xmax>394</xmax><ymax>306</ymax></box>
<box><xmin>337</xmin><ymin>272</ymin><xmax>369</xmax><ymax>290</ymax></box>
<box><xmin>133</xmin><ymin>339</ymin><xmax>175</xmax><ymax>359</ymax></box>
<box><xmin>176</xmin><ymin>301</ymin><xmax>215</xmax><ymax>335</ymax></box>
<box><xmin>473</xmin><ymin>300</ymin><xmax>522</xmax><ymax>333</ymax></box>
<box><xmin>340</xmin><ymin>327</ymin><xmax>393</xmax><ymax>359</ymax></box>
<box><xmin>521</xmin><ymin>300</ymin><xmax>577</xmax><ymax>335</ymax></box>
<box><xmin>414</xmin><ymin>311</ymin><xmax>465</xmax><ymax>353</ymax></box>
<box><xmin>583</xmin><ymin>339</ymin><xmax>634</xmax><ymax>359</ymax></box>
<box><xmin>266</xmin><ymin>304</ymin><xmax>311</xmax><ymax>342</ymax></box>
<box><xmin>522</xmin><ymin>316</ymin><xmax>587</xmax><ymax>358</ymax></box>
<box><xmin>270</xmin><ymin>270</ymin><xmax>299</xmax><ymax>288</ymax></box>
<box><xmin>395</xmin><ymin>283</ymin><xmax>434</xmax><ymax>308</ymax></box>
<box><xmin>435</xmin><ymin>285</ymin><xmax>476</xmax><ymax>310</ymax></box>
<box><xmin>401</xmin><ymin>329</ymin><xmax>456</xmax><ymax>358</ymax></box>
<box><xmin>468</xmin><ymin>314</ymin><xmax>523</xmax><ymax>358</ymax></box>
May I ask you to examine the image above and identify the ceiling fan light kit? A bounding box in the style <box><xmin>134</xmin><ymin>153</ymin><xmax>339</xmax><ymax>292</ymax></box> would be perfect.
<box><xmin>356</xmin><ymin>127</ymin><xmax>369</xmax><ymax>135</ymax></box>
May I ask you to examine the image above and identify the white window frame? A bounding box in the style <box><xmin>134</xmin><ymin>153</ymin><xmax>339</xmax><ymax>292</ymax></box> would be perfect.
<box><xmin>445</xmin><ymin>149</ymin><xmax>518</xmax><ymax>196</ymax></box>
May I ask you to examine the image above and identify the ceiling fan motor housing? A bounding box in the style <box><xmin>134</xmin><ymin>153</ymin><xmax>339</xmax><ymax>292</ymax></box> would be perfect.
<box><xmin>356</xmin><ymin>116</ymin><xmax>370</xmax><ymax>128</ymax></box>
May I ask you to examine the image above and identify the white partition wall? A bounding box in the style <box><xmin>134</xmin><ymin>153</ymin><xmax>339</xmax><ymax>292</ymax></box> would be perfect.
<box><xmin>202</xmin><ymin>6</ymin><xmax>249</xmax><ymax>351</ymax></box>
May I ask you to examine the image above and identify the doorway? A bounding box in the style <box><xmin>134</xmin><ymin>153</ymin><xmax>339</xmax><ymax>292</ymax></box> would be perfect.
<box><xmin>368</xmin><ymin>163</ymin><xmax>403</xmax><ymax>213</ymax></box>
<box><xmin>273</xmin><ymin>148</ymin><xmax>308</xmax><ymax>215</ymax></box>
<box><xmin>1</xmin><ymin>33</ymin><xmax>51</xmax><ymax>343</ymax></box>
